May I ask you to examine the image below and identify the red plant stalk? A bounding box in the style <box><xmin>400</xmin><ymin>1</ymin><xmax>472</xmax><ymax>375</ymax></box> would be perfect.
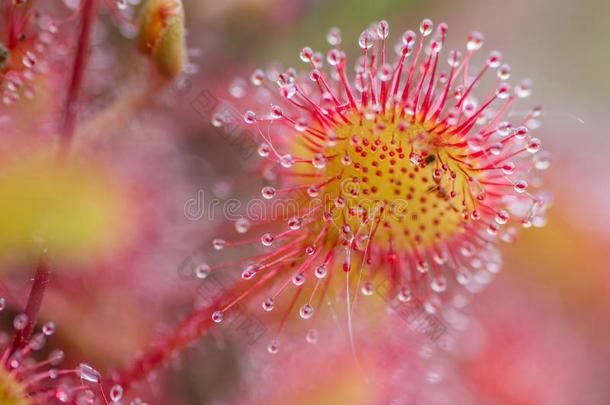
<box><xmin>5</xmin><ymin>250</ymin><xmax>50</xmax><ymax>359</ymax></box>
<box><xmin>58</xmin><ymin>0</ymin><xmax>98</xmax><ymax>158</ymax></box>
<box><xmin>116</xmin><ymin>281</ymin><xmax>246</xmax><ymax>390</ymax></box>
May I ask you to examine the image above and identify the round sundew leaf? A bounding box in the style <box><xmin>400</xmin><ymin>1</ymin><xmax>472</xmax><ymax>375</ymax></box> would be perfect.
<box><xmin>0</xmin><ymin>155</ymin><xmax>134</xmax><ymax>265</ymax></box>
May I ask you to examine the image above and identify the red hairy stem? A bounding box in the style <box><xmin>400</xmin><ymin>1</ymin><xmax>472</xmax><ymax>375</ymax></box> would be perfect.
<box><xmin>6</xmin><ymin>250</ymin><xmax>50</xmax><ymax>359</ymax></box>
<box><xmin>116</xmin><ymin>283</ymin><xmax>243</xmax><ymax>390</ymax></box>
<box><xmin>58</xmin><ymin>0</ymin><xmax>97</xmax><ymax>158</ymax></box>
<box><xmin>116</xmin><ymin>309</ymin><xmax>213</xmax><ymax>389</ymax></box>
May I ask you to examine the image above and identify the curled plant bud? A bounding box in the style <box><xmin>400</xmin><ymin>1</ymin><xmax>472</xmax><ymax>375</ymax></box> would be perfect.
<box><xmin>138</xmin><ymin>0</ymin><xmax>187</xmax><ymax>78</ymax></box>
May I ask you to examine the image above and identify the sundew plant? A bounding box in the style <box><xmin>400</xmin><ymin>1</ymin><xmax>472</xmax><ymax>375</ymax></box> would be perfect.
<box><xmin>3</xmin><ymin>0</ymin><xmax>606</xmax><ymax>404</ymax></box>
